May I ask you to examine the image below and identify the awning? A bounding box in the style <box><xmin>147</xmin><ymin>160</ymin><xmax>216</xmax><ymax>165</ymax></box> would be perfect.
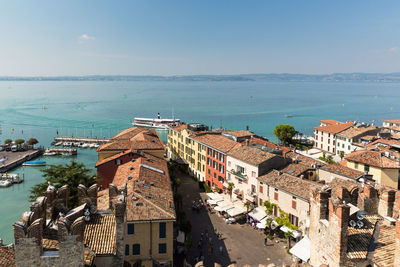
<box><xmin>256</xmin><ymin>222</ymin><xmax>266</xmax><ymax>229</ymax></box>
<box><xmin>227</xmin><ymin>206</ymin><xmax>248</xmax><ymax>217</ymax></box>
<box><xmin>206</xmin><ymin>193</ymin><xmax>223</xmax><ymax>201</ymax></box>
<box><xmin>258</xmin><ymin>217</ymin><xmax>279</xmax><ymax>230</ymax></box>
<box><xmin>248</xmin><ymin>207</ymin><xmax>267</xmax><ymax>222</ymax></box>
<box><xmin>215</xmin><ymin>200</ymin><xmax>236</xmax><ymax>212</ymax></box>
<box><xmin>280</xmin><ymin>225</ymin><xmax>301</xmax><ymax>238</ymax></box>
<box><xmin>207</xmin><ymin>199</ymin><xmax>222</xmax><ymax>205</ymax></box>
<box><xmin>289</xmin><ymin>236</ymin><xmax>310</xmax><ymax>263</ymax></box>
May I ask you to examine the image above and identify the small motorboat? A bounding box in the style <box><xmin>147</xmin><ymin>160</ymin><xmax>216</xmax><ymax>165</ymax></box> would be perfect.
<box><xmin>285</xmin><ymin>114</ymin><xmax>293</xmax><ymax>118</ymax></box>
<box><xmin>89</xmin><ymin>143</ymin><xmax>97</xmax><ymax>148</ymax></box>
<box><xmin>61</xmin><ymin>152</ymin><xmax>73</xmax><ymax>156</ymax></box>
<box><xmin>23</xmin><ymin>160</ymin><xmax>46</xmax><ymax>166</ymax></box>
<box><xmin>54</xmin><ymin>142</ymin><xmax>62</xmax><ymax>146</ymax></box>
<box><xmin>43</xmin><ymin>151</ymin><xmax>57</xmax><ymax>156</ymax></box>
<box><xmin>0</xmin><ymin>180</ymin><xmax>12</xmax><ymax>187</ymax></box>
<box><xmin>81</xmin><ymin>143</ymin><xmax>89</xmax><ymax>148</ymax></box>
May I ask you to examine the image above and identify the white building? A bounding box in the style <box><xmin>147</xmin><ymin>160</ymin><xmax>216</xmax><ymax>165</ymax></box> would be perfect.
<box><xmin>335</xmin><ymin>125</ymin><xmax>379</xmax><ymax>156</ymax></box>
<box><xmin>313</xmin><ymin>120</ymin><xmax>354</xmax><ymax>155</ymax></box>
<box><xmin>226</xmin><ymin>146</ymin><xmax>286</xmax><ymax>204</ymax></box>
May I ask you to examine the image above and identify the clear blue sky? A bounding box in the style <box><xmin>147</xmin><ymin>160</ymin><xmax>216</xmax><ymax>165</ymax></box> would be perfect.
<box><xmin>1</xmin><ymin>0</ymin><xmax>400</xmax><ymax>76</ymax></box>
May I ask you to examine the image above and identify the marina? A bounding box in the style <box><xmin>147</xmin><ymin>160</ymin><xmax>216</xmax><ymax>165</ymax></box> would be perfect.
<box><xmin>44</xmin><ymin>148</ymin><xmax>78</xmax><ymax>156</ymax></box>
<box><xmin>53</xmin><ymin>136</ymin><xmax>110</xmax><ymax>145</ymax></box>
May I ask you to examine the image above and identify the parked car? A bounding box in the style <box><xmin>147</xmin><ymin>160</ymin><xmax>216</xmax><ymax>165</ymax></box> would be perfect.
<box><xmin>11</xmin><ymin>145</ymin><xmax>18</xmax><ymax>152</ymax></box>
<box><xmin>0</xmin><ymin>146</ymin><xmax>4</xmax><ymax>151</ymax></box>
<box><xmin>5</xmin><ymin>146</ymin><xmax>11</xmax><ymax>151</ymax></box>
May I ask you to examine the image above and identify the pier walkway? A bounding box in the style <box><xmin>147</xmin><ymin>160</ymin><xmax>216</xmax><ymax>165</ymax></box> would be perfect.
<box><xmin>45</xmin><ymin>148</ymin><xmax>77</xmax><ymax>155</ymax></box>
<box><xmin>54</xmin><ymin>136</ymin><xmax>110</xmax><ymax>144</ymax></box>
<box><xmin>0</xmin><ymin>149</ymin><xmax>43</xmax><ymax>173</ymax></box>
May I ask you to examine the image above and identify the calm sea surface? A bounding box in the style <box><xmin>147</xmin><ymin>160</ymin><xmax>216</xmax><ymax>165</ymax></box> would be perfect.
<box><xmin>0</xmin><ymin>80</ymin><xmax>400</xmax><ymax>243</ymax></box>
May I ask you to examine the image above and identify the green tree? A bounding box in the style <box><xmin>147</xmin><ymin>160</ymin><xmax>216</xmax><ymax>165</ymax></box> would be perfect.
<box><xmin>284</xmin><ymin>230</ymin><xmax>294</xmax><ymax>248</ymax></box>
<box><xmin>14</xmin><ymin>139</ymin><xmax>25</xmax><ymax>146</ymax></box>
<box><xmin>273</xmin><ymin>124</ymin><xmax>296</xmax><ymax>145</ymax></box>
<box><xmin>27</xmin><ymin>138</ymin><xmax>39</xmax><ymax>146</ymax></box>
<box><xmin>4</xmin><ymin>139</ymin><xmax>12</xmax><ymax>145</ymax></box>
<box><xmin>263</xmin><ymin>200</ymin><xmax>276</xmax><ymax>215</ymax></box>
<box><xmin>227</xmin><ymin>182</ymin><xmax>235</xmax><ymax>200</ymax></box>
<box><xmin>339</xmin><ymin>151</ymin><xmax>345</xmax><ymax>160</ymax></box>
<box><xmin>243</xmin><ymin>201</ymin><xmax>253</xmax><ymax>215</ymax></box>
<box><xmin>29</xmin><ymin>161</ymin><xmax>96</xmax><ymax>208</ymax></box>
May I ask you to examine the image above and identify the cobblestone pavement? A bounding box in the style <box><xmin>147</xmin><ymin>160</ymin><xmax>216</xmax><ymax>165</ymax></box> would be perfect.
<box><xmin>177</xmin><ymin>171</ymin><xmax>293</xmax><ymax>267</ymax></box>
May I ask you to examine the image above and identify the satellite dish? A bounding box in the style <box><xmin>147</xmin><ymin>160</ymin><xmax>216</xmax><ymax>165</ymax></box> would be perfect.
<box><xmin>349</xmin><ymin>220</ymin><xmax>356</xmax><ymax>227</ymax></box>
<box><xmin>357</xmin><ymin>213</ymin><xmax>364</xmax><ymax>220</ymax></box>
<box><xmin>357</xmin><ymin>220</ymin><xmax>364</xmax><ymax>228</ymax></box>
<box><xmin>84</xmin><ymin>215</ymin><xmax>90</xmax><ymax>222</ymax></box>
<box><xmin>84</xmin><ymin>209</ymin><xmax>90</xmax><ymax>216</ymax></box>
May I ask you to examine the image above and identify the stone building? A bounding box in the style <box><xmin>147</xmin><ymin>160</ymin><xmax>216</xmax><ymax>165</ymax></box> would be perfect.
<box><xmin>9</xmin><ymin>183</ymin><xmax>127</xmax><ymax>267</ymax></box>
<box><xmin>308</xmin><ymin>182</ymin><xmax>400</xmax><ymax>267</ymax></box>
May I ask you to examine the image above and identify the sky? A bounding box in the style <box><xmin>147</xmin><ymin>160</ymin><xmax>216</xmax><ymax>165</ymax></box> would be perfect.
<box><xmin>1</xmin><ymin>0</ymin><xmax>400</xmax><ymax>76</ymax></box>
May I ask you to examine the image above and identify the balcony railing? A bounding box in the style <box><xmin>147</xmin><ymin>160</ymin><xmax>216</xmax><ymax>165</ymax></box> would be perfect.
<box><xmin>229</xmin><ymin>170</ymin><xmax>247</xmax><ymax>180</ymax></box>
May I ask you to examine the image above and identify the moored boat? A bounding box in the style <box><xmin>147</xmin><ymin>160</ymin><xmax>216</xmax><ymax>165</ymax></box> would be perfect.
<box><xmin>23</xmin><ymin>160</ymin><xmax>46</xmax><ymax>166</ymax></box>
<box><xmin>132</xmin><ymin>113</ymin><xmax>180</xmax><ymax>129</ymax></box>
<box><xmin>0</xmin><ymin>180</ymin><xmax>12</xmax><ymax>187</ymax></box>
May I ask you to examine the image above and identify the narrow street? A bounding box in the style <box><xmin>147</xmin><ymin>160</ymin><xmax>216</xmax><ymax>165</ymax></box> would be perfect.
<box><xmin>177</xmin><ymin>170</ymin><xmax>292</xmax><ymax>266</ymax></box>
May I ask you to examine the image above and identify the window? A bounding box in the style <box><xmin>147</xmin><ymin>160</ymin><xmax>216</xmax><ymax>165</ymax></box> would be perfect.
<box><xmin>259</xmin><ymin>185</ymin><xmax>263</xmax><ymax>193</ymax></box>
<box><xmin>203</xmin><ymin>165</ymin><xmax>205</xmax><ymax>171</ymax></box>
<box><xmin>127</xmin><ymin>224</ymin><xmax>134</xmax><ymax>235</ymax></box>
<box><xmin>274</xmin><ymin>189</ymin><xmax>278</xmax><ymax>201</ymax></box>
<box><xmin>289</xmin><ymin>214</ymin><xmax>299</xmax><ymax>227</ymax></box>
<box><xmin>159</xmin><ymin>222</ymin><xmax>166</xmax><ymax>238</ymax></box>
<box><xmin>214</xmin><ymin>173</ymin><xmax>216</xmax><ymax>178</ymax></box>
<box><xmin>208</xmin><ymin>169</ymin><xmax>210</xmax><ymax>175</ymax></box>
<box><xmin>364</xmin><ymin>164</ymin><xmax>370</xmax><ymax>172</ymax></box>
<box><xmin>259</xmin><ymin>198</ymin><xmax>263</xmax><ymax>206</ymax></box>
<box><xmin>228</xmin><ymin>161</ymin><xmax>231</xmax><ymax>167</ymax></box>
<box><xmin>251</xmin><ymin>184</ymin><xmax>256</xmax><ymax>193</ymax></box>
<box><xmin>342</xmin><ymin>144</ymin><xmax>344</xmax><ymax>148</ymax></box>
<box><xmin>348</xmin><ymin>145</ymin><xmax>350</xmax><ymax>150</ymax></box>
<box><xmin>115</xmin><ymin>159</ymin><xmax>121</xmax><ymax>165</ymax></box>
<box><xmin>338</xmin><ymin>142</ymin><xmax>340</xmax><ymax>147</ymax></box>
<box><xmin>292</xmin><ymin>197</ymin><xmax>297</xmax><ymax>210</ymax></box>
<box><xmin>328</xmin><ymin>146</ymin><xmax>330</xmax><ymax>151</ymax></box>
<box><xmin>354</xmin><ymin>162</ymin><xmax>358</xmax><ymax>169</ymax></box>
<box><xmin>218</xmin><ymin>176</ymin><xmax>224</xmax><ymax>183</ymax></box>
<box><xmin>221</xmin><ymin>154</ymin><xmax>224</xmax><ymax>163</ymax></box>
<box><xmin>236</xmin><ymin>165</ymin><xmax>245</xmax><ymax>174</ymax></box>
<box><xmin>159</xmin><ymin>243</ymin><xmax>167</xmax><ymax>254</ymax></box>
<box><xmin>132</xmin><ymin>244</ymin><xmax>140</xmax><ymax>255</ymax></box>
<box><xmin>252</xmin><ymin>171</ymin><xmax>256</xmax><ymax>177</ymax></box>
<box><xmin>125</xmin><ymin>244</ymin><xmax>129</xmax><ymax>255</ymax></box>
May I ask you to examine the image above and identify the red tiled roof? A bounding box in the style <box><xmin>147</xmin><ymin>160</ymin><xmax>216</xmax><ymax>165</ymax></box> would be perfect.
<box><xmin>320</xmin><ymin>120</ymin><xmax>343</xmax><ymax>125</ymax></box>
<box><xmin>95</xmin><ymin>150</ymin><xmax>132</xmax><ymax>167</ymax></box>
<box><xmin>337</xmin><ymin>126</ymin><xmax>378</xmax><ymax>138</ymax></box>
<box><xmin>227</xmin><ymin>130</ymin><xmax>254</xmax><ymax>138</ymax></box>
<box><xmin>284</xmin><ymin>151</ymin><xmax>322</xmax><ymax>167</ymax></box>
<box><xmin>110</xmin><ymin>153</ymin><xmax>175</xmax><ymax>221</ymax></box>
<box><xmin>345</xmin><ymin>150</ymin><xmax>400</xmax><ymax>169</ymax></box>
<box><xmin>84</xmin><ymin>214</ymin><xmax>116</xmax><ymax>255</ymax></box>
<box><xmin>192</xmin><ymin>134</ymin><xmax>241</xmax><ymax>153</ymax></box>
<box><xmin>367</xmin><ymin>138</ymin><xmax>400</xmax><ymax>149</ymax></box>
<box><xmin>170</xmin><ymin>124</ymin><xmax>188</xmax><ymax>132</ymax></box>
<box><xmin>227</xmin><ymin>146</ymin><xmax>279</xmax><ymax>166</ymax></box>
<box><xmin>257</xmin><ymin>170</ymin><xmax>322</xmax><ymax>200</ymax></box>
<box><xmin>320</xmin><ymin>163</ymin><xmax>364</xmax><ymax>179</ymax></box>
<box><xmin>314</xmin><ymin>121</ymin><xmax>355</xmax><ymax>134</ymax></box>
<box><xmin>240</xmin><ymin>136</ymin><xmax>291</xmax><ymax>154</ymax></box>
<box><xmin>97</xmin><ymin>127</ymin><xmax>165</xmax><ymax>152</ymax></box>
<box><xmin>279</xmin><ymin>163</ymin><xmax>312</xmax><ymax>177</ymax></box>
<box><xmin>0</xmin><ymin>247</ymin><xmax>15</xmax><ymax>267</ymax></box>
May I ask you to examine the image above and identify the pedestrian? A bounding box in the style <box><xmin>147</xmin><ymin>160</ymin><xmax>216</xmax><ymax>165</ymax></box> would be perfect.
<box><xmin>219</xmin><ymin>246</ymin><xmax>223</xmax><ymax>254</ymax></box>
<box><xmin>198</xmin><ymin>241</ymin><xmax>201</xmax><ymax>249</ymax></box>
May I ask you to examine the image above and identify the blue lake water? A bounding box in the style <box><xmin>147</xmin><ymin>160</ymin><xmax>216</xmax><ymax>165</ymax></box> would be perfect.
<box><xmin>1</xmin><ymin>80</ymin><xmax>400</xmax><ymax>243</ymax></box>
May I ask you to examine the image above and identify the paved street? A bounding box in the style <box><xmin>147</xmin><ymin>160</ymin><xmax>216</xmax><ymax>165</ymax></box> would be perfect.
<box><xmin>177</xmin><ymin>170</ymin><xmax>292</xmax><ymax>267</ymax></box>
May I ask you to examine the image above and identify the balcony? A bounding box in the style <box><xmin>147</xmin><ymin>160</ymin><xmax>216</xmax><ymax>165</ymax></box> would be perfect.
<box><xmin>229</xmin><ymin>170</ymin><xmax>247</xmax><ymax>180</ymax></box>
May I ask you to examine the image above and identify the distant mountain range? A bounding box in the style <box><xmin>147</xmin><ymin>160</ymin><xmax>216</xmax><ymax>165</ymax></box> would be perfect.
<box><xmin>2</xmin><ymin>73</ymin><xmax>400</xmax><ymax>81</ymax></box>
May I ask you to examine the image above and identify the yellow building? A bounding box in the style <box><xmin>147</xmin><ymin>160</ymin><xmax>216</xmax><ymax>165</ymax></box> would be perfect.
<box><xmin>345</xmin><ymin>150</ymin><xmax>400</xmax><ymax>189</ymax></box>
<box><xmin>98</xmin><ymin>153</ymin><xmax>176</xmax><ymax>267</ymax></box>
<box><xmin>168</xmin><ymin>124</ymin><xmax>207</xmax><ymax>181</ymax></box>
<box><xmin>97</xmin><ymin>127</ymin><xmax>165</xmax><ymax>161</ymax></box>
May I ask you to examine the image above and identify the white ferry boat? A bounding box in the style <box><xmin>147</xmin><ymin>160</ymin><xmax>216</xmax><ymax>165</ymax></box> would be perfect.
<box><xmin>132</xmin><ymin>113</ymin><xmax>180</xmax><ymax>129</ymax></box>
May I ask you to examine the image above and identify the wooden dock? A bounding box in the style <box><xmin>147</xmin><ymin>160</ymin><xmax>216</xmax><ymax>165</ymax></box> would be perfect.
<box><xmin>0</xmin><ymin>149</ymin><xmax>43</xmax><ymax>173</ymax></box>
<box><xmin>54</xmin><ymin>136</ymin><xmax>110</xmax><ymax>144</ymax></box>
<box><xmin>45</xmin><ymin>148</ymin><xmax>78</xmax><ymax>155</ymax></box>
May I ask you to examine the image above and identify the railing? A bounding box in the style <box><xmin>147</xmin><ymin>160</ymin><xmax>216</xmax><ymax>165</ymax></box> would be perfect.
<box><xmin>229</xmin><ymin>170</ymin><xmax>247</xmax><ymax>180</ymax></box>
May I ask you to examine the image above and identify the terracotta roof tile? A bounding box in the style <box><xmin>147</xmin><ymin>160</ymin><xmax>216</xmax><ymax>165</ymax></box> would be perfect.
<box><xmin>42</xmin><ymin>238</ymin><xmax>59</xmax><ymax>250</ymax></box>
<box><xmin>170</xmin><ymin>124</ymin><xmax>188</xmax><ymax>132</ymax></box>
<box><xmin>313</xmin><ymin>121</ymin><xmax>355</xmax><ymax>134</ymax></box>
<box><xmin>345</xmin><ymin>150</ymin><xmax>400</xmax><ymax>169</ymax></box>
<box><xmin>320</xmin><ymin>164</ymin><xmax>364</xmax><ymax>179</ymax></box>
<box><xmin>95</xmin><ymin>150</ymin><xmax>133</xmax><ymax>167</ymax></box>
<box><xmin>337</xmin><ymin>126</ymin><xmax>378</xmax><ymax>138</ymax></box>
<box><xmin>240</xmin><ymin>137</ymin><xmax>291</xmax><ymax>154</ymax></box>
<box><xmin>279</xmin><ymin>163</ymin><xmax>311</xmax><ymax>177</ymax></box>
<box><xmin>284</xmin><ymin>151</ymin><xmax>322</xmax><ymax>167</ymax></box>
<box><xmin>360</xmin><ymin>135</ymin><xmax>378</xmax><ymax>141</ymax></box>
<box><xmin>368</xmin><ymin>138</ymin><xmax>400</xmax><ymax>149</ymax></box>
<box><xmin>84</xmin><ymin>214</ymin><xmax>116</xmax><ymax>255</ymax></box>
<box><xmin>192</xmin><ymin>134</ymin><xmax>241</xmax><ymax>153</ymax></box>
<box><xmin>111</xmin><ymin>127</ymin><xmax>147</xmax><ymax>140</ymax></box>
<box><xmin>228</xmin><ymin>146</ymin><xmax>279</xmax><ymax>166</ymax></box>
<box><xmin>347</xmin><ymin>215</ymin><xmax>380</xmax><ymax>260</ymax></box>
<box><xmin>327</xmin><ymin>178</ymin><xmax>359</xmax><ymax>195</ymax></box>
<box><xmin>320</xmin><ymin>120</ymin><xmax>343</xmax><ymax>125</ymax></box>
<box><xmin>373</xmin><ymin>223</ymin><xmax>396</xmax><ymax>267</ymax></box>
<box><xmin>227</xmin><ymin>130</ymin><xmax>254</xmax><ymax>138</ymax></box>
<box><xmin>111</xmin><ymin>153</ymin><xmax>176</xmax><ymax>221</ymax></box>
<box><xmin>257</xmin><ymin>170</ymin><xmax>322</xmax><ymax>200</ymax></box>
<box><xmin>0</xmin><ymin>247</ymin><xmax>15</xmax><ymax>267</ymax></box>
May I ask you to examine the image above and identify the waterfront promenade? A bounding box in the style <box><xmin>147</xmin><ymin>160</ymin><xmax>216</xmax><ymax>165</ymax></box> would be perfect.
<box><xmin>0</xmin><ymin>150</ymin><xmax>43</xmax><ymax>173</ymax></box>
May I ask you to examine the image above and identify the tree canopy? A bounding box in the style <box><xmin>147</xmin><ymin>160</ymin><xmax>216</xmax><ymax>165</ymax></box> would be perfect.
<box><xmin>14</xmin><ymin>139</ymin><xmax>25</xmax><ymax>145</ymax></box>
<box><xmin>27</xmin><ymin>138</ymin><xmax>39</xmax><ymax>146</ymax></box>
<box><xmin>29</xmin><ymin>161</ymin><xmax>96</xmax><ymax>208</ymax></box>
<box><xmin>273</xmin><ymin>124</ymin><xmax>296</xmax><ymax>145</ymax></box>
<box><xmin>4</xmin><ymin>139</ymin><xmax>12</xmax><ymax>145</ymax></box>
